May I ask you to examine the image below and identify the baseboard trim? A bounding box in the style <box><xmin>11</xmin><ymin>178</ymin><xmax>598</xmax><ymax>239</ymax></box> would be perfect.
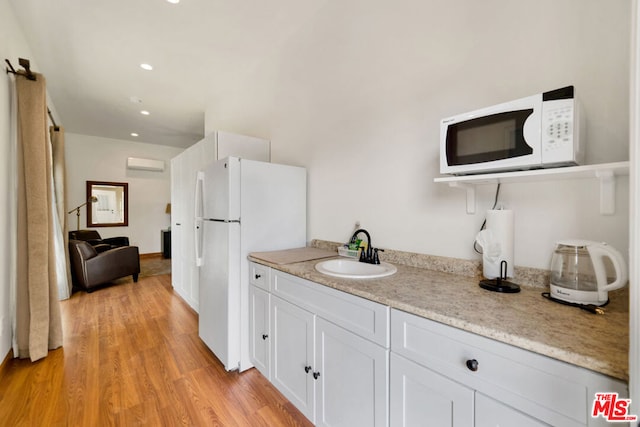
<box><xmin>140</xmin><ymin>252</ymin><xmax>162</xmax><ymax>259</ymax></box>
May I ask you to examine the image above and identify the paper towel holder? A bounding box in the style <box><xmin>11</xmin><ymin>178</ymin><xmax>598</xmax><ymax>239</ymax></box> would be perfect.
<box><xmin>479</xmin><ymin>260</ymin><xmax>520</xmax><ymax>293</ymax></box>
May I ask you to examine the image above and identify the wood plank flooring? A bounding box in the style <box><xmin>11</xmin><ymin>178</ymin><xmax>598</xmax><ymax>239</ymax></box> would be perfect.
<box><xmin>0</xmin><ymin>275</ymin><xmax>312</xmax><ymax>426</ymax></box>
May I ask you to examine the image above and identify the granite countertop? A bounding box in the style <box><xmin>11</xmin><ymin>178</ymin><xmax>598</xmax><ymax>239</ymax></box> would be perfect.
<box><xmin>249</xmin><ymin>245</ymin><xmax>629</xmax><ymax>382</ymax></box>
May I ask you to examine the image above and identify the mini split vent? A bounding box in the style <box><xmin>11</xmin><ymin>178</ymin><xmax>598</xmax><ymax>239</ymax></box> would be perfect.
<box><xmin>126</xmin><ymin>157</ymin><xmax>165</xmax><ymax>172</ymax></box>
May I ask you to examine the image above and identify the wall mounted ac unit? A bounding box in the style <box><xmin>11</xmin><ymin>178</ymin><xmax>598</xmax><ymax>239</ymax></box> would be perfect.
<box><xmin>127</xmin><ymin>157</ymin><xmax>165</xmax><ymax>172</ymax></box>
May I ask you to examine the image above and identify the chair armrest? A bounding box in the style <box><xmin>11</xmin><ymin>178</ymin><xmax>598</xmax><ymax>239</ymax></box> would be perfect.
<box><xmin>102</xmin><ymin>236</ymin><xmax>130</xmax><ymax>247</ymax></box>
<box><xmin>93</xmin><ymin>245</ymin><xmax>139</xmax><ymax>264</ymax></box>
<box><xmin>68</xmin><ymin>240</ymin><xmax>99</xmax><ymax>289</ymax></box>
<box><xmin>69</xmin><ymin>240</ymin><xmax>98</xmax><ymax>261</ymax></box>
<box><xmin>93</xmin><ymin>243</ymin><xmax>112</xmax><ymax>253</ymax></box>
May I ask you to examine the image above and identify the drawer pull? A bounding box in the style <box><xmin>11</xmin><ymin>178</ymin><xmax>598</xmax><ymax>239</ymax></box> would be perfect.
<box><xmin>466</xmin><ymin>359</ymin><xmax>479</xmax><ymax>372</ymax></box>
<box><xmin>255</xmin><ymin>274</ymin><xmax>262</xmax><ymax>279</ymax></box>
<box><xmin>262</xmin><ymin>334</ymin><xmax>268</xmax><ymax>340</ymax></box>
<box><xmin>313</xmin><ymin>371</ymin><xmax>321</xmax><ymax>379</ymax></box>
<box><xmin>304</xmin><ymin>366</ymin><xmax>312</xmax><ymax>373</ymax></box>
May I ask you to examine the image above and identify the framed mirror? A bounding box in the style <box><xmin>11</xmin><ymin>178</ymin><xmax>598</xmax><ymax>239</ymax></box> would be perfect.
<box><xmin>86</xmin><ymin>181</ymin><xmax>128</xmax><ymax>227</ymax></box>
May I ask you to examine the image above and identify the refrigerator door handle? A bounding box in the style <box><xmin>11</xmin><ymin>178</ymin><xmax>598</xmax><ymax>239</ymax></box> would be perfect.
<box><xmin>195</xmin><ymin>171</ymin><xmax>205</xmax><ymax>267</ymax></box>
<box><xmin>195</xmin><ymin>171</ymin><xmax>204</xmax><ymax>220</ymax></box>
<box><xmin>195</xmin><ymin>219</ymin><xmax>204</xmax><ymax>266</ymax></box>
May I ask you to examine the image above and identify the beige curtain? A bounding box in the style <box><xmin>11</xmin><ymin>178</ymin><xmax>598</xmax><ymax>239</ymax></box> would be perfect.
<box><xmin>14</xmin><ymin>71</ymin><xmax>63</xmax><ymax>361</ymax></box>
<box><xmin>50</xmin><ymin>126</ymin><xmax>72</xmax><ymax>299</ymax></box>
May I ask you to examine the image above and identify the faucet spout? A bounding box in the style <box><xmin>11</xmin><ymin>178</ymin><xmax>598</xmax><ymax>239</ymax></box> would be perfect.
<box><xmin>350</xmin><ymin>228</ymin><xmax>374</xmax><ymax>264</ymax></box>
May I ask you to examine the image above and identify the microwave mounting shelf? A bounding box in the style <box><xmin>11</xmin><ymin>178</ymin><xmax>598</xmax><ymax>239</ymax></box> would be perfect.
<box><xmin>434</xmin><ymin>161</ymin><xmax>630</xmax><ymax>215</ymax></box>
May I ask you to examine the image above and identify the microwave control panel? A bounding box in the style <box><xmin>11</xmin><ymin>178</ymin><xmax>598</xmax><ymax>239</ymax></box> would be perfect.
<box><xmin>541</xmin><ymin>98</ymin><xmax>578</xmax><ymax>163</ymax></box>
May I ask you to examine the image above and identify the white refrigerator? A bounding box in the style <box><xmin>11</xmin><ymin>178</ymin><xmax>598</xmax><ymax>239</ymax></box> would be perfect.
<box><xmin>195</xmin><ymin>156</ymin><xmax>306</xmax><ymax>372</ymax></box>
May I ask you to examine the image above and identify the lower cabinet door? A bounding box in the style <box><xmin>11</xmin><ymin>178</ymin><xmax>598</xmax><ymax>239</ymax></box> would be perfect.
<box><xmin>314</xmin><ymin>318</ymin><xmax>389</xmax><ymax>427</ymax></box>
<box><xmin>270</xmin><ymin>295</ymin><xmax>315</xmax><ymax>423</ymax></box>
<box><xmin>475</xmin><ymin>393</ymin><xmax>549</xmax><ymax>427</ymax></box>
<box><xmin>249</xmin><ymin>285</ymin><xmax>270</xmax><ymax>379</ymax></box>
<box><xmin>390</xmin><ymin>353</ymin><xmax>474</xmax><ymax>427</ymax></box>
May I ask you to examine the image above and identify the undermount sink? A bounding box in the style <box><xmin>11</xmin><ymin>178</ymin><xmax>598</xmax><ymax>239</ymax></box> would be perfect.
<box><xmin>315</xmin><ymin>258</ymin><xmax>397</xmax><ymax>279</ymax></box>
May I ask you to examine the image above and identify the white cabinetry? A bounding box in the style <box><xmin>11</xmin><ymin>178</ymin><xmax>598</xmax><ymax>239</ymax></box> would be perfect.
<box><xmin>271</xmin><ymin>294</ymin><xmax>316</xmax><ymax>421</ymax></box>
<box><xmin>170</xmin><ymin>132</ymin><xmax>269</xmax><ymax>311</ymax></box>
<box><xmin>249</xmin><ymin>285</ymin><xmax>270</xmax><ymax>379</ymax></box>
<box><xmin>390</xmin><ymin>353</ymin><xmax>545</xmax><ymax>427</ymax></box>
<box><xmin>249</xmin><ymin>263</ymin><xmax>628</xmax><ymax>426</ymax></box>
<box><xmin>170</xmin><ymin>143</ymin><xmax>204</xmax><ymax>309</ymax></box>
<box><xmin>249</xmin><ymin>261</ymin><xmax>271</xmax><ymax>378</ymax></box>
<box><xmin>475</xmin><ymin>393</ymin><xmax>548</xmax><ymax>427</ymax></box>
<box><xmin>390</xmin><ymin>308</ymin><xmax>628</xmax><ymax>427</ymax></box>
<box><xmin>390</xmin><ymin>352</ymin><xmax>473</xmax><ymax>427</ymax></box>
<box><xmin>314</xmin><ymin>317</ymin><xmax>388</xmax><ymax>427</ymax></box>
<box><xmin>248</xmin><ymin>263</ymin><xmax>390</xmax><ymax>427</ymax></box>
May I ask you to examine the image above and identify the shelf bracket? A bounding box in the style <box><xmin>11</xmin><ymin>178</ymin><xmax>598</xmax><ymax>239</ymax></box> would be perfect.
<box><xmin>595</xmin><ymin>170</ymin><xmax>616</xmax><ymax>215</ymax></box>
<box><xmin>448</xmin><ymin>182</ymin><xmax>476</xmax><ymax>214</ymax></box>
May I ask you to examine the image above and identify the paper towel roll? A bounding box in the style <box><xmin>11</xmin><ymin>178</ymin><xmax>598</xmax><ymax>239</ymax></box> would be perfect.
<box><xmin>485</xmin><ymin>209</ymin><xmax>514</xmax><ymax>278</ymax></box>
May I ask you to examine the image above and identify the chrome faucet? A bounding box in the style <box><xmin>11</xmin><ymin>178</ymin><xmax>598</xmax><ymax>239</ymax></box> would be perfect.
<box><xmin>349</xmin><ymin>228</ymin><xmax>383</xmax><ymax>264</ymax></box>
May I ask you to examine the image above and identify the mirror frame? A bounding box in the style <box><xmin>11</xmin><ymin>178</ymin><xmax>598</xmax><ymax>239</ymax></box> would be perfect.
<box><xmin>86</xmin><ymin>181</ymin><xmax>129</xmax><ymax>227</ymax></box>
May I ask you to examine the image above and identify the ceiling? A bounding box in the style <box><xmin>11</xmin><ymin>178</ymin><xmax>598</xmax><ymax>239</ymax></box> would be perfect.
<box><xmin>9</xmin><ymin>0</ymin><xmax>326</xmax><ymax>148</ymax></box>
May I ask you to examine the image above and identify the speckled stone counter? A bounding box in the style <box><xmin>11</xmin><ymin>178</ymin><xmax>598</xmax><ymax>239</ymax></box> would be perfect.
<box><xmin>249</xmin><ymin>243</ymin><xmax>629</xmax><ymax>382</ymax></box>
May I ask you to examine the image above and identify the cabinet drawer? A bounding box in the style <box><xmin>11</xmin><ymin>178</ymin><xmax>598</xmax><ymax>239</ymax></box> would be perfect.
<box><xmin>249</xmin><ymin>262</ymin><xmax>270</xmax><ymax>291</ymax></box>
<box><xmin>272</xmin><ymin>270</ymin><xmax>389</xmax><ymax>347</ymax></box>
<box><xmin>391</xmin><ymin>309</ymin><xmax>627</xmax><ymax>427</ymax></box>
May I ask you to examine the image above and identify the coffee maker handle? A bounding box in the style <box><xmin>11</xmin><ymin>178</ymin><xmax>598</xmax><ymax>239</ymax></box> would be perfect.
<box><xmin>588</xmin><ymin>243</ymin><xmax>628</xmax><ymax>292</ymax></box>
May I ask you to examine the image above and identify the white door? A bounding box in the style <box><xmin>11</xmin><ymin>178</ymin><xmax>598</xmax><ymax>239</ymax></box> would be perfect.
<box><xmin>239</xmin><ymin>159</ymin><xmax>306</xmax><ymax>252</ymax></box>
<box><xmin>170</xmin><ymin>156</ymin><xmax>183</xmax><ymax>292</ymax></box>
<box><xmin>181</xmin><ymin>145</ymin><xmax>200</xmax><ymax>308</ymax></box>
<box><xmin>199</xmin><ymin>220</ymin><xmax>241</xmax><ymax>370</ymax></box>
<box><xmin>314</xmin><ymin>317</ymin><xmax>389</xmax><ymax>427</ymax></box>
<box><xmin>249</xmin><ymin>285</ymin><xmax>270</xmax><ymax>379</ymax></box>
<box><xmin>390</xmin><ymin>353</ymin><xmax>474</xmax><ymax>427</ymax></box>
<box><xmin>270</xmin><ymin>295</ymin><xmax>315</xmax><ymax>423</ymax></box>
<box><xmin>203</xmin><ymin>157</ymin><xmax>240</xmax><ymax>221</ymax></box>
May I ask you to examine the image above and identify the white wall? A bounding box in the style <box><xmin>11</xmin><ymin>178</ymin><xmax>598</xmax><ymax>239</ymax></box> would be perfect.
<box><xmin>66</xmin><ymin>133</ymin><xmax>183</xmax><ymax>254</ymax></box>
<box><xmin>205</xmin><ymin>0</ymin><xmax>631</xmax><ymax>270</ymax></box>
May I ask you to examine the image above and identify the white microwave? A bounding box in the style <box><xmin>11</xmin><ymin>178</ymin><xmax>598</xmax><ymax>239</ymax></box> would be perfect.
<box><xmin>440</xmin><ymin>86</ymin><xmax>584</xmax><ymax>175</ymax></box>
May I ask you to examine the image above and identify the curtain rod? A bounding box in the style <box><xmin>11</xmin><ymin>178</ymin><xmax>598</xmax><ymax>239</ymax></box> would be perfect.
<box><xmin>5</xmin><ymin>57</ymin><xmax>60</xmax><ymax>130</ymax></box>
<box><xmin>5</xmin><ymin>58</ymin><xmax>36</xmax><ymax>80</ymax></box>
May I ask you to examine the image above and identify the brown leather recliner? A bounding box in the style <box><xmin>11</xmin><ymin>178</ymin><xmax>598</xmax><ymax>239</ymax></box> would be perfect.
<box><xmin>68</xmin><ymin>239</ymin><xmax>140</xmax><ymax>292</ymax></box>
<box><xmin>69</xmin><ymin>230</ymin><xmax>130</xmax><ymax>253</ymax></box>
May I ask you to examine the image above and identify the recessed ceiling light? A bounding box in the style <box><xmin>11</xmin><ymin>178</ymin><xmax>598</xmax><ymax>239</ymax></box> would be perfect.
<box><xmin>140</xmin><ymin>110</ymin><xmax>150</xmax><ymax>115</ymax></box>
<box><xmin>167</xmin><ymin>0</ymin><xmax>180</xmax><ymax>4</ymax></box>
<box><xmin>131</xmin><ymin>133</ymin><xmax>139</xmax><ymax>137</ymax></box>
<box><xmin>140</xmin><ymin>63</ymin><xmax>153</xmax><ymax>71</ymax></box>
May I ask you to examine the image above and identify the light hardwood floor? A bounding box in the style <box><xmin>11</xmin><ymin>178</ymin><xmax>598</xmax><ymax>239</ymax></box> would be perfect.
<box><xmin>0</xmin><ymin>274</ymin><xmax>312</xmax><ymax>426</ymax></box>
